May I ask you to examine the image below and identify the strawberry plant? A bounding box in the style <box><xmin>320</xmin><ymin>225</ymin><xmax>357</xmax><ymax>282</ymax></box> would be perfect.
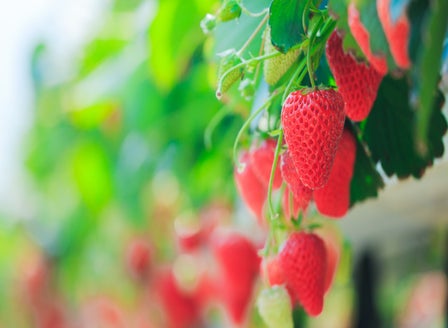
<box><xmin>0</xmin><ymin>0</ymin><xmax>446</xmax><ymax>326</ymax></box>
<box><xmin>201</xmin><ymin>0</ymin><xmax>448</xmax><ymax>321</ymax></box>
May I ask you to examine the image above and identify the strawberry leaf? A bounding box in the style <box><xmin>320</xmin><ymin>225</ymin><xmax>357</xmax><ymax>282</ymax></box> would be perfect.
<box><xmin>350</xmin><ymin>134</ymin><xmax>385</xmax><ymax>206</ymax></box>
<box><xmin>268</xmin><ymin>0</ymin><xmax>309</xmax><ymax>53</ymax></box>
<box><xmin>363</xmin><ymin>75</ymin><xmax>447</xmax><ymax>179</ymax></box>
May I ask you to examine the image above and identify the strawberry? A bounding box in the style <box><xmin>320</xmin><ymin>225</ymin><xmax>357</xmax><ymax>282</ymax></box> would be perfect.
<box><xmin>314</xmin><ymin>129</ymin><xmax>357</xmax><ymax>218</ymax></box>
<box><xmin>347</xmin><ymin>3</ymin><xmax>388</xmax><ymax>75</ymax></box>
<box><xmin>234</xmin><ymin>151</ymin><xmax>267</xmax><ymax>225</ymax></box>
<box><xmin>280</xmin><ymin>151</ymin><xmax>313</xmax><ymax>217</ymax></box>
<box><xmin>211</xmin><ymin>230</ymin><xmax>260</xmax><ymax>324</ymax></box>
<box><xmin>263</xmin><ymin>29</ymin><xmax>300</xmax><ymax>86</ymax></box>
<box><xmin>326</xmin><ymin>31</ymin><xmax>384</xmax><ymax>122</ymax></box>
<box><xmin>257</xmin><ymin>286</ymin><xmax>294</xmax><ymax>328</ymax></box>
<box><xmin>261</xmin><ymin>256</ymin><xmax>285</xmax><ymax>287</ymax></box>
<box><xmin>126</xmin><ymin>238</ymin><xmax>151</xmax><ymax>280</ymax></box>
<box><xmin>155</xmin><ymin>269</ymin><xmax>200</xmax><ymax>328</ymax></box>
<box><xmin>278</xmin><ymin>232</ymin><xmax>327</xmax><ymax>316</ymax></box>
<box><xmin>249</xmin><ymin>139</ymin><xmax>282</xmax><ymax>189</ymax></box>
<box><xmin>377</xmin><ymin>0</ymin><xmax>411</xmax><ymax>69</ymax></box>
<box><xmin>281</xmin><ymin>89</ymin><xmax>345</xmax><ymax>189</ymax></box>
<box><xmin>216</xmin><ymin>50</ymin><xmax>244</xmax><ymax>98</ymax></box>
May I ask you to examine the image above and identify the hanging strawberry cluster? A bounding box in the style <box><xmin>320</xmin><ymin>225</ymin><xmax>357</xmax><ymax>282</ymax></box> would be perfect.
<box><xmin>202</xmin><ymin>0</ymin><xmax>447</xmax><ymax>323</ymax></box>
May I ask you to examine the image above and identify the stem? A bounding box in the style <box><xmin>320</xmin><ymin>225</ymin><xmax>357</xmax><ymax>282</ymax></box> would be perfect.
<box><xmin>237</xmin><ymin>13</ymin><xmax>269</xmax><ymax>56</ymax></box>
<box><xmin>240</xmin><ymin>3</ymin><xmax>269</xmax><ymax>17</ymax></box>
<box><xmin>306</xmin><ymin>16</ymin><xmax>324</xmax><ymax>89</ymax></box>
<box><xmin>204</xmin><ymin>105</ymin><xmax>232</xmax><ymax>149</ymax></box>
<box><xmin>232</xmin><ymin>91</ymin><xmax>281</xmax><ymax>165</ymax></box>
<box><xmin>282</xmin><ymin>59</ymin><xmax>307</xmax><ymax>104</ymax></box>
<box><xmin>302</xmin><ymin>0</ymin><xmax>311</xmax><ymax>34</ymax></box>
<box><xmin>267</xmin><ymin>129</ymin><xmax>283</xmax><ymax>220</ymax></box>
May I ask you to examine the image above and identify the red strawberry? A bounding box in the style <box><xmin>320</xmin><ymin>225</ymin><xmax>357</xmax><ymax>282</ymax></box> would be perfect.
<box><xmin>348</xmin><ymin>3</ymin><xmax>388</xmax><ymax>75</ymax></box>
<box><xmin>326</xmin><ymin>31</ymin><xmax>384</xmax><ymax>121</ymax></box>
<box><xmin>234</xmin><ymin>151</ymin><xmax>267</xmax><ymax>225</ymax></box>
<box><xmin>314</xmin><ymin>129</ymin><xmax>357</xmax><ymax>218</ymax></box>
<box><xmin>249</xmin><ymin>139</ymin><xmax>283</xmax><ymax>189</ymax></box>
<box><xmin>261</xmin><ymin>256</ymin><xmax>285</xmax><ymax>287</ymax></box>
<box><xmin>126</xmin><ymin>238</ymin><xmax>152</xmax><ymax>280</ymax></box>
<box><xmin>155</xmin><ymin>269</ymin><xmax>200</xmax><ymax>328</ymax></box>
<box><xmin>377</xmin><ymin>0</ymin><xmax>411</xmax><ymax>69</ymax></box>
<box><xmin>278</xmin><ymin>232</ymin><xmax>327</xmax><ymax>316</ymax></box>
<box><xmin>281</xmin><ymin>89</ymin><xmax>345</xmax><ymax>189</ymax></box>
<box><xmin>280</xmin><ymin>151</ymin><xmax>313</xmax><ymax>217</ymax></box>
<box><xmin>211</xmin><ymin>230</ymin><xmax>260</xmax><ymax>324</ymax></box>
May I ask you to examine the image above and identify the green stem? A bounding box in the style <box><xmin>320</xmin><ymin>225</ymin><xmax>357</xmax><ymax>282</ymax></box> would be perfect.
<box><xmin>240</xmin><ymin>3</ymin><xmax>269</xmax><ymax>17</ymax></box>
<box><xmin>204</xmin><ymin>105</ymin><xmax>232</xmax><ymax>149</ymax></box>
<box><xmin>232</xmin><ymin>91</ymin><xmax>282</xmax><ymax>165</ymax></box>
<box><xmin>267</xmin><ymin>129</ymin><xmax>283</xmax><ymax>220</ymax></box>
<box><xmin>237</xmin><ymin>13</ymin><xmax>269</xmax><ymax>56</ymax></box>
<box><xmin>282</xmin><ymin>59</ymin><xmax>307</xmax><ymax>104</ymax></box>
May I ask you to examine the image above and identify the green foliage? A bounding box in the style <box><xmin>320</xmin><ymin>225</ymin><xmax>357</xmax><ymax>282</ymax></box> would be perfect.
<box><xmin>363</xmin><ymin>75</ymin><xmax>446</xmax><ymax>178</ymax></box>
<box><xmin>414</xmin><ymin>0</ymin><xmax>448</xmax><ymax>154</ymax></box>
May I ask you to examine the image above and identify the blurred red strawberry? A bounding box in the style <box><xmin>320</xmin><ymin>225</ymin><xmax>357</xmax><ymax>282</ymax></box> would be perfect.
<box><xmin>155</xmin><ymin>269</ymin><xmax>200</xmax><ymax>328</ymax></box>
<box><xmin>126</xmin><ymin>238</ymin><xmax>152</xmax><ymax>280</ymax></box>
<box><xmin>211</xmin><ymin>230</ymin><xmax>260</xmax><ymax>324</ymax></box>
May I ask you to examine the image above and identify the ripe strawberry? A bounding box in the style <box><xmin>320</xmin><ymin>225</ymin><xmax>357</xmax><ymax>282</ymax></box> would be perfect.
<box><xmin>314</xmin><ymin>129</ymin><xmax>357</xmax><ymax>218</ymax></box>
<box><xmin>280</xmin><ymin>151</ymin><xmax>313</xmax><ymax>217</ymax></box>
<box><xmin>216</xmin><ymin>50</ymin><xmax>244</xmax><ymax>98</ymax></box>
<box><xmin>377</xmin><ymin>0</ymin><xmax>411</xmax><ymax>69</ymax></box>
<box><xmin>263</xmin><ymin>29</ymin><xmax>300</xmax><ymax>86</ymax></box>
<box><xmin>281</xmin><ymin>89</ymin><xmax>345</xmax><ymax>189</ymax></box>
<box><xmin>326</xmin><ymin>31</ymin><xmax>384</xmax><ymax>121</ymax></box>
<box><xmin>211</xmin><ymin>230</ymin><xmax>260</xmax><ymax>324</ymax></box>
<box><xmin>249</xmin><ymin>139</ymin><xmax>282</xmax><ymax>189</ymax></box>
<box><xmin>126</xmin><ymin>238</ymin><xmax>151</xmax><ymax>280</ymax></box>
<box><xmin>234</xmin><ymin>151</ymin><xmax>267</xmax><ymax>225</ymax></box>
<box><xmin>278</xmin><ymin>232</ymin><xmax>327</xmax><ymax>316</ymax></box>
<box><xmin>257</xmin><ymin>286</ymin><xmax>294</xmax><ymax>328</ymax></box>
<box><xmin>348</xmin><ymin>3</ymin><xmax>388</xmax><ymax>75</ymax></box>
<box><xmin>261</xmin><ymin>256</ymin><xmax>285</xmax><ymax>287</ymax></box>
<box><xmin>155</xmin><ymin>269</ymin><xmax>200</xmax><ymax>328</ymax></box>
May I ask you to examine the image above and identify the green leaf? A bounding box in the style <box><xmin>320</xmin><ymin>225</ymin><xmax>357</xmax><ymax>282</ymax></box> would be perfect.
<box><xmin>350</xmin><ymin>130</ymin><xmax>385</xmax><ymax>206</ymax></box>
<box><xmin>149</xmin><ymin>0</ymin><xmax>212</xmax><ymax>90</ymax></box>
<box><xmin>414</xmin><ymin>0</ymin><xmax>448</xmax><ymax>155</ymax></box>
<box><xmin>268</xmin><ymin>0</ymin><xmax>308</xmax><ymax>53</ymax></box>
<box><xmin>71</xmin><ymin>141</ymin><xmax>113</xmax><ymax>213</ymax></box>
<box><xmin>363</xmin><ymin>75</ymin><xmax>447</xmax><ymax>179</ymax></box>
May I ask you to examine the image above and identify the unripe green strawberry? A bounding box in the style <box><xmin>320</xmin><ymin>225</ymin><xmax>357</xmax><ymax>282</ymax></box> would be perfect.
<box><xmin>216</xmin><ymin>50</ymin><xmax>244</xmax><ymax>98</ymax></box>
<box><xmin>239</xmin><ymin>78</ymin><xmax>255</xmax><ymax>100</ymax></box>
<box><xmin>217</xmin><ymin>0</ymin><xmax>242</xmax><ymax>22</ymax></box>
<box><xmin>200</xmin><ymin>14</ymin><xmax>217</xmax><ymax>35</ymax></box>
<box><xmin>257</xmin><ymin>286</ymin><xmax>293</xmax><ymax>328</ymax></box>
<box><xmin>263</xmin><ymin>30</ymin><xmax>300</xmax><ymax>86</ymax></box>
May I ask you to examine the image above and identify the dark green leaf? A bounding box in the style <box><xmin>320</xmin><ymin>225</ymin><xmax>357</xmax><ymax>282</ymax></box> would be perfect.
<box><xmin>350</xmin><ymin>129</ymin><xmax>385</xmax><ymax>206</ymax></box>
<box><xmin>363</xmin><ymin>75</ymin><xmax>447</xmax><ymax>179</ymax></box>
<box><xmin>268</xmin><ymin>0</ymin><xmax>307</xmax><ymax>53</ymax></box>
